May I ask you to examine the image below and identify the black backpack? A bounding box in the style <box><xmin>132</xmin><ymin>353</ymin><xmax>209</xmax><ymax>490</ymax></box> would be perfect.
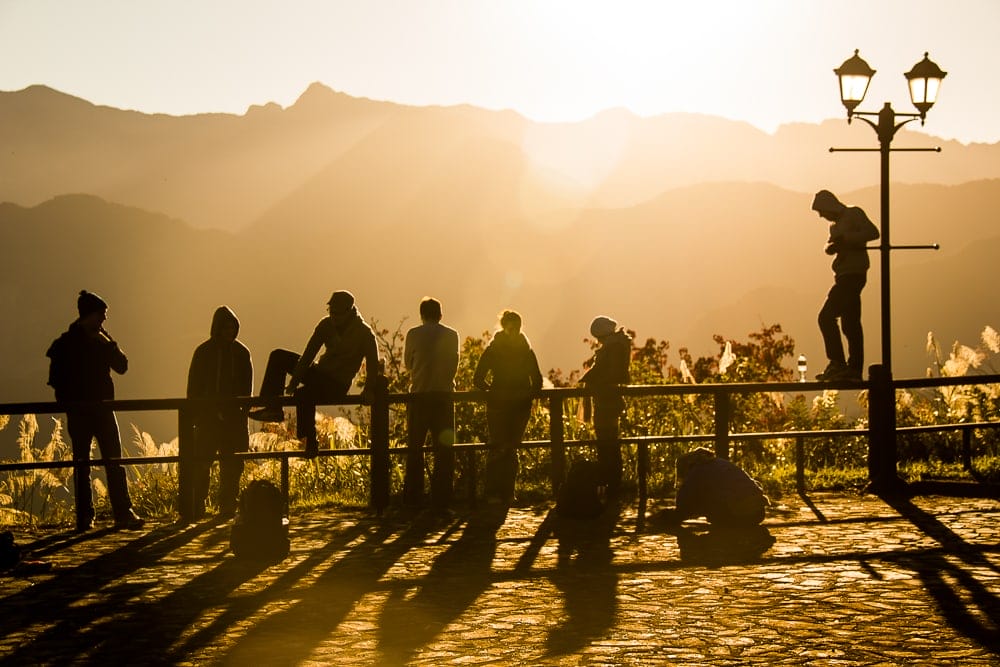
<box><xmin>556</xmin><ymin>459</ymin><xmax>605</xmax><ymax>520</ymax></box>
<box><xmin>230</xmin><ymin>480</ymin><xmax>289</xmax><ymax>562</ymax></box>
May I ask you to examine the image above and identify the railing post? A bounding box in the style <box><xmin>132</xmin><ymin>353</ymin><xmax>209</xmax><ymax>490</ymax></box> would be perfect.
<box><xmin>636</xmin><ymin>441</ymin><xmax>649</xmax><ymax>533</ymax></box>
<box><xmin>795</xmin><ymin>435</ymin><xmax>805</xmax><ymax>495</ymax></box>
<box><xmin>867</xmin><ymin>364</ymin><xmax>900</xmax><ymax>492</ymax></box>
<box><xmin>714</xmin><ymin>390</ymin><xmax>731</xmax><ymax>460</ymax></box>
<box><xmin>961</xmin><ymin>427</ymin><xmax>973</xmax><ymax>472</ymax></box>
<box><xmin>549</xmin><ymin>393</ymin><xmax>565</xmax><ymax>496</ymax></box>
<box><xmin>281</xmin><ymin>455</ymin><xmax>290</xmax><ymax>515</ymax></box>
<box><xmin>177</xmin><ymin>404</ymin><xmax>195</xmax><ymax>521</ymax></box>
<box><xmin>369</xmin><ymin>375</ymin><xmax>390</xmax><ymax>514</ymax></box>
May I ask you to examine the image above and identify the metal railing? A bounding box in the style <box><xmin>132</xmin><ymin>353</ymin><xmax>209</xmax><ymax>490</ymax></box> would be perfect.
<box><xmin>3</xmin><ymin>372</ymin><xmax>1000</xmax><ymax>530</ymax></box>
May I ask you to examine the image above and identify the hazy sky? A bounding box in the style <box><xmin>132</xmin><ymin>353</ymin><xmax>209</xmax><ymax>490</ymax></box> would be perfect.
<box><xmin>2</xmin><ymin>0</ymin><xmax>998</xmax><ymax>144</ymax></box>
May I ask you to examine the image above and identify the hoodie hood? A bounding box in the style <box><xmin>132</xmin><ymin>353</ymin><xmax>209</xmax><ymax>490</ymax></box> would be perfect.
<box><xmin>210</xmin><ymin>306</ymin><xmax>240</xmax><ymax>339</ymax></box>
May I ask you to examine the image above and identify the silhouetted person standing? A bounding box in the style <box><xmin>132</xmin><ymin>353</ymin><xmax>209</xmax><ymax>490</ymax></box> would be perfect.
<box><xmin>46</xmin><ymin>290</ymin><xmax>144</xmax><ymax>531</ymax></box>
<box><xmin>473</xmin><ymin>310</ymin><xmax>543</xmax><ymax>504</ymax></box>
<box><xmin>250</xmin><ymin>290</ymin><xmax>381</xmax><ymax>455</ymax></box>
<box><xmin>579</xmin><ymin>316</ymin><xmax>632</xmax><ymax>499</ymax></box>
<box><xmin>811</xmin><ymin>190</ymin><xmax>880</xmax><ymax>382</ymax></box>
<box><xmin>185</xmin><ymin>306</ymin><xmax>253</xmax><ymax>520</ymax></box>
<box><xmin>403</xmin><ymin>297</ymin><xmax>460</xmax><ymax>511</ymax></box>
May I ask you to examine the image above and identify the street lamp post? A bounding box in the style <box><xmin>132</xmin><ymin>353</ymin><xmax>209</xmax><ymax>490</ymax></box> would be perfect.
<box><xmin>830</xmin><ymin>50</ymin><xmax>946</xmax><ymax>490</ymax></box>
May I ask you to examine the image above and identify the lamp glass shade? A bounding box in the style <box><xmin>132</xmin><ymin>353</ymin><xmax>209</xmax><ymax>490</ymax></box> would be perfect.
<box><xmin>905</xmin><ymin>53</ymin><xmax>946</xmax><ymax>114</ymax></box>
<box><xmin>834</xmin><ymin>50</ymin><xmax>875</xmax><ymax>113</ymax></box>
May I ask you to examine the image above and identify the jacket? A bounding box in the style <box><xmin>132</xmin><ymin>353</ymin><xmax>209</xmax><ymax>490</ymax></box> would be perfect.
<box><xmin>473</xmin><ymin>330</ymin><xmax>543</xmax><ymax>402</ymax></box>
<box><xmin>827</xmin><ymin>206</ymin><xmax>880</xmax><ymax>276</ymax></box>
<box><xmin>46</xmin><ymin>321</ymin><xmax>128</xmax><ymax>402</ymax></box>
<box><xmin>292</xmin><ymin>308</ymin><xmax>380</xmax><ymax>388</ymax></box>
<box><xmin>404</xmin><ymin>321</ymin><xmax>459</xmax><ymax>393</ymax></box>
<box><xmin>187</xmin><ymin>306</ymin><xmax>253</xmax><ymax>421</ymax></box>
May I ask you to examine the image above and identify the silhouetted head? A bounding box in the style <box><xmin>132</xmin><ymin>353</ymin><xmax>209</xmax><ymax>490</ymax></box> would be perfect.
<box><xmin>499</xmin><ymin>309</ymin><xmax>522</xmax><ymax>335</ymax></box>
<box><xmin>676</xmin><ymin>447</ymin><xmax>716</xmax><ymax>482</ymax></box>
<box><xmin>590</xmin><ymin>316</ymin><xmax>617</xmax><ymax>339</ymax></box>
<box><xmin>327</xmin><ymin>290</ymin><xmax>357</xmax><ymax>323</ymax></box>
<box><xmin>77</xmin><ymin>290</ymin><xmax>108</xmax><ymax>331</ymax></box>
<box><xmin>210</xmin><ymin>306</ymin><xmax>239</xmax><ymax>341</ymax></box>
<box><xmin>812</xmin><ymin>189</ymin><xmax>845</xmax><ymax>221</ymax></box>
<box><xmin>419</xmin><ymin>297</ymin><xmax>442</xmax><ymax>323</ymax></box>
<box><xmin>77</xmin><ymin>290</ymin><xmax>107</xmax><ymax>318</ymax></box>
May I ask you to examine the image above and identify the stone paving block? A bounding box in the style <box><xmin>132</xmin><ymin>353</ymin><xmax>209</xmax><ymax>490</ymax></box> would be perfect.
<box><xmin>0</xmin><ymin>493</ymin><xmax>999</xmax><ymax>664</ymax></box>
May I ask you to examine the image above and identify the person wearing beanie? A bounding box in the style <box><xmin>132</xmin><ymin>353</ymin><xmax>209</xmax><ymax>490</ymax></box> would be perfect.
<box><xmin>184</xmin><ymin>306</ymin><xmax>253</xmax><ymax>521</ymax></box>
<box><xmin>579</xmin><ymin>316</ymin><xmax>632</xmax><ymax>499</ymax></box>
<box><xmin>402</xmin><ymin>297</ymin><xmax>460</xmax><ymax>512</ymax></box>
<box><xmin>810</xmin><ymin>190</ymin><xmax>880</xmax><ymax>382</ymax></box>
<box><xmin>45</xmin><ymin>290</ymin><xmax>145</xmax><ymax>531</ymax></box>
<box><xmin>473</xmin><ymin>310</ymin><xmax>543</xmax><ymax>505</ymax></box>
<box><xmin>249</xmin><ymin>290</ymin><xmax>381</xmax><ymax>456</ymax></box>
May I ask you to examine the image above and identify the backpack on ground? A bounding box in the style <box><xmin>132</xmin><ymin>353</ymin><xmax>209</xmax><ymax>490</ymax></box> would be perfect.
<box><xmin>556</xmin><ymin>459</ymin><xmax>604</xmax><ymax>520</ymax></box>
<box><xmin>230</xmin><ymin>479</ymin><xmax>289</xmax><ymax>562</ymax></box>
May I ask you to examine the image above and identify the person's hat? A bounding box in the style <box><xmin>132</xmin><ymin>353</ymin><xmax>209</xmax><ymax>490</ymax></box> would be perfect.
<box><xmin>327</xmin><ymin>290</ymin><xmax>355</xmax><ymax>311</ymax></box>
<box><xmin>77</xmin><ymin>290</ymin><xmax>108</xmax><ymax>317</ymax></box>
<box><xmin>590</xmin><ymin>316</ymin><xmax>617</xmax><ymax>338</ymax></box>
<box><xmin>811</xmin><ymin>190</ymin><xmax>842</xmax><ymax>213</ymax></box>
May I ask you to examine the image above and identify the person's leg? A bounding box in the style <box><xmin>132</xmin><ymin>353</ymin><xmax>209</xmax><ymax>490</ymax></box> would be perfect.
<box><xmin>428</xmin><ymin>395</ymin><xmax>455</xmax><ymax>510</ymax></box>
<box><xmin>217</xmin><ymin>421</ymin><xmax>248</xmax><ymax>516</ymax></box>
<box><xmin>818</xmin><ymin>282</ymin><xmax>848</xmax><ymax>375</ymax></box>
<box><xmin>404</xmin><ymin>396</ymin><xmax>430</xmax><ymax>507</ymax></box>
<box><xmin>92</xmin><ymin>409</ymin><xmax>141</xmax><ymax>526</ymax></box>
<box><xmin>593</xmin><ymin>399</ymin><xmax>623</xmax><ymax>497</ymax></box>
<box><xmin>66</xmin><ymin>411</ymin><xmax>96</xmax><ymax>529</ymax></box>
<box><xmin>251</xmin><ymin>349</ymin><xmax>300</xmax><ymax>421</ymax></box>
<box><xmin>190</xmin><ymin>423</ymin><xmax>215</xmax><ymax>520</ymax></box>
<box><xmin>838</xmin><ymin>274</ymin><xmax>867</xmax><ymax>377</ymax></box>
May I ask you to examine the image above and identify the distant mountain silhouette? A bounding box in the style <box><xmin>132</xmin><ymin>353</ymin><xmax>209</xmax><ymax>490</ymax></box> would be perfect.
<box><xmin>3</xmin><ymin>181</ymin><xmax>997</xmax><ymax>424</ymax></box>
<box><xmin>3</xmin><ymin>84</ymin><xmax>1000</xmax><ymax>233</ymax></box>
<box><xmin>2</xmin><ymin>85</ymin><xmax>998</xmax><ymax>443</ymax></box>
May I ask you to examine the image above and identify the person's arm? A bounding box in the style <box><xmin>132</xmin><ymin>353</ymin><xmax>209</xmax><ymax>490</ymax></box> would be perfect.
<box><xmin>472</xmin><ymin>347</ymin><xmax>492</xmax><ymax>391</ymax></box>
<box><xmin>445</xmin><ymin>329</ymin><xmax>460</xmax><ymax>383</ymax></box>
<box><xmin>528</xmin><ymin>349</ymin><xmax>543</xmax><ymax>393</ymax></box>
<box><xmin>403</xmin><ymin>329</ymin><xmax>415</xmax><ymax>372</ymax></box>
<box><xmin>102</xmin><ymin>329</ymin><xmax>128</xmax><ymax>375</ymax></box>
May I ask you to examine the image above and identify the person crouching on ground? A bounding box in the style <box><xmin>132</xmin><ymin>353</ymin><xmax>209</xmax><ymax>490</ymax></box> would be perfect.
<box><xmin>673</xmin><ymin>447</ymin><xmax>768</xmax><ymax>528</ymax></box>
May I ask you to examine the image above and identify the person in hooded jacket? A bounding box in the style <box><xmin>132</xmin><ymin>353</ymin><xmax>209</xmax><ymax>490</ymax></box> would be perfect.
<box><xmin>579</xmin><ymin>316</ymin><xmax>632</xmax><ymax>499</ymax></box>
<box><xmin>46</xmin><ymin>290</ymin><xmax>145</xmax><ymax>532</ymax></box>
<box><xmin>473</xmin><ymin>310</ymin><xmax>543</xmax><ymax>504</ymax></box>
<box><xmin>249</xmin><ymin>290</ymin><xmax>381</xmax><ymax>455</ymax></box>
<box><xmin>185</xmin><ymin>306</ymin><xmax>253</xmax><ymax>520</ymax></box>
<box><xmin>811</xmin><ymin>189</ymin><xmax>880</xmax><ymax>382</ymax></box>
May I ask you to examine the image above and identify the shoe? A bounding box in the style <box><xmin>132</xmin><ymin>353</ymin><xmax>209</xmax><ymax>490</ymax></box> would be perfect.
<box><xmin>816</xmin><ymin>363</ymin><xmax>848</xmax><ymax>382</ymax></box>
<box><xmin>74</xmin><ymin>518</ymin><xmax>95</xmax><ymax>532</ymax></box>
<box><xmin>826</xmin><ymin>366</ymin><xmax>863</xmax><ymax>383</ymax></box>
<box><xmin>249</xmin><ymin>407</ymin><xmax>285</xmax><ymax>422</ymax></box>
<box><xmin>114</xmin><ymin>510</ymin><xmax>146</xmax><ymax>531</ymax></box>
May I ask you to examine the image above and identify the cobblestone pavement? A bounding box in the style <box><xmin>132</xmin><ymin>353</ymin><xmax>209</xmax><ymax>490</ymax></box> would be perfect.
<box><xmin>1</xmin><ymin>492</ymin><xmax>999</xmax><ymax>666</ymax></box>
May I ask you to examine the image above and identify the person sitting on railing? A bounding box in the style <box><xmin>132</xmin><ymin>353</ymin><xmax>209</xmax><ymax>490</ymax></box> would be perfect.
<box><xmin>46</xmin><ymin>290</ymin><xmax>145</xmax><ymax>532</ymax></box>
<box><xmin>185</xmin><ymin>306</ymin><xmax>253</xmax><ymax>521</ymax></box>
<box><xmin>579</xmin><ymin>315</ymin><xmax>632</xmax><ymax>501</ymax></box>
<box><xmin>473</xmin><ymin>310</ymin><xmax>543</xmax><ymax>505</ymax></box>
<box><xmin>249</xmin><ymin>290</ymin><xmax>381</xmax><ymax>456</ymax></box>
<box><xmin>672</xmin><ymin>447</ymin><xmax>769</xmax><ymax>528</ymax></box>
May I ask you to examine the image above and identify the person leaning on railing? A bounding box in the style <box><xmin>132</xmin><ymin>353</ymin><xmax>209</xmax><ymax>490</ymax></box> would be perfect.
<box><xmin>579</xmin><ymin>315</ymin><xmax>632</xmax><ymax>501</ymax></box>
<box><xmin>473</xmin><ymin>310</ymin><xmax>543</xmax><ymax>505</ymax></box>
